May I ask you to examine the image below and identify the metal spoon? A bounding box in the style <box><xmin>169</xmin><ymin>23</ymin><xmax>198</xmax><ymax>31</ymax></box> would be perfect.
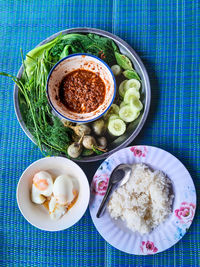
<box><xmin>96</xmin><ymin>164</ymin><xmax>132</xmax><ymax>218</ymax></box>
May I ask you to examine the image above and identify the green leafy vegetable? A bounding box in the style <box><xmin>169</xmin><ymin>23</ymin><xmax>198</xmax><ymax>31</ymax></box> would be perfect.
<box><xmin>48</xmin><ymin>33</ymin><xmax>119</xmax><ymax>66</ymax></box>
<box><xmin>92</xmin><ymin>145</ymin><xmax>103</xmax><ymax>155</ymax></box>
<box><xmin>115</xmin><ymin>52</ymin><xmax>133</xmax><ymax>70</ymax></box>
<box><xmin>82</xmin><ymin>149</ymin><xmax>94</xmax><ymax>156</ymax></box>
<box><xmin>1</xmin><ymin>49</ymin><xmax>72</xmax><ymax>156</ymax></box>
<box><xmin>123</xmin><ymin>70</ymin><xmax>140</xmax><ymax>80</ymax></box>
<box><xmin>25</xmin><ymin>35</ymin><xmax>61</xmax><ymax>78</ymax></box>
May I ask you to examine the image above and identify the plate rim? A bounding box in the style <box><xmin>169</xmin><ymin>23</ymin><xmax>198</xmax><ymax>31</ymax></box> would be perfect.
<box><xmin>89</xmin><ymin>145</ymin><xmax>197</xmax><ymax>255</ymax></box>
<box><xmin>14</xmin><ymin>27</ymin><xmax>151</xmax><ymax>162</ymax></box>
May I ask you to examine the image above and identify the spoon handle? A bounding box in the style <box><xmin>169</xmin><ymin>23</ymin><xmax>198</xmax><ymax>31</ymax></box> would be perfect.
<box><xmin>96</xmin><ymin>184</ymin><xmax>113</xmax><ymax>218</ymax></box>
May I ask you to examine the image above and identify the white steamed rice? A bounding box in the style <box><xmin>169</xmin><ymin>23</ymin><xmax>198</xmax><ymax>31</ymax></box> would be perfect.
<box><xmin>108</xmin><ymin>163</ymin><xmax>173</xmax><ymax>234</ymax></box>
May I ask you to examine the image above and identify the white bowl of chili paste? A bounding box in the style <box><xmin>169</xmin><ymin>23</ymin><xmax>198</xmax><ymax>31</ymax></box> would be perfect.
<box><xmin>47</xmin><ymin>54</ymin><xmax>116</xmax><ymax>123</ymax></box>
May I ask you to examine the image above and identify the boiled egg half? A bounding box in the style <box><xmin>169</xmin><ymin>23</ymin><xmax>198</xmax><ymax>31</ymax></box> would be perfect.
<box><xmin>33</xmin><ymin>171</ymin><xmax>53</xmax><ymax>197</ymax></box>
<box><xmin>31</xmin><ymin>171</ymin><xmax>78</xmax><ymax>220</ymax></box>
<box><xmin>53</xmin><ymin>175</ymin><xmax>74</xmax><ymax>205</ymax></box>
<box><xmin>49</xmin><ymin>196</ymin><xmax>66</xmax><ymax>220</ymax></box>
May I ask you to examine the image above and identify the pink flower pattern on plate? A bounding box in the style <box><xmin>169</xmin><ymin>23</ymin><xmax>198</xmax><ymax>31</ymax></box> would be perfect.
<box><xmin>175</xmin><ymin>202</ymin><xmax>196</xmax><ymax>224</ymax></box>
<box><xmin>130</xmin><ymin>146</ymin><xmax>147</xmax><ymax>157</ymax></box>
<box><xmin>140</xmin><ymin>241</ymin><xmax>158</xmax><ymax>255</ymax></box>
<box><xmin>91</xmin><ymin>174</ymin><xmax>109</xmax><ymax>196</ymax></box>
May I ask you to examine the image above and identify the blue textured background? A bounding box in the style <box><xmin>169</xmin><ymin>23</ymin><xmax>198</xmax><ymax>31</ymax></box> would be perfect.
<box><xmin>0</xmin><ymin>0</ymin><xmax>199</xmax><ymax>266</ymax></box>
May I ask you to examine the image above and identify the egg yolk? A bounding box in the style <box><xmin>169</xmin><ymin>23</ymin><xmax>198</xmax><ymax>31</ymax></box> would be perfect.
<box><xmin>33</xmin><ymin>176</ymin><xmax>49</xmax><ymax>191</ymax></box>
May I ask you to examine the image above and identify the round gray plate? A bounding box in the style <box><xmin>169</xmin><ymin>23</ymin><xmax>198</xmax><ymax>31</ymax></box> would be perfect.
<box><xmin>14</xmin><ymin>28</ymin><xmax>151</xmax><ymax>162</ymax></box>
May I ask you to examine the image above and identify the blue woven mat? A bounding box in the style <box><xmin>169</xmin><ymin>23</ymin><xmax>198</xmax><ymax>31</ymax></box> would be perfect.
<box><xmin>0</xmin><ymin>0</ymin><xmax>199</xmax><ymax>266</ymax></box>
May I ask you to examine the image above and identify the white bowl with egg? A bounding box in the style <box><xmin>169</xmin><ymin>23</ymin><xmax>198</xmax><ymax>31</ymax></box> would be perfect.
<box><xmin>17</xmin><ymin>157</ymin><xmax>90</xmax><ymax>231</ymax></box>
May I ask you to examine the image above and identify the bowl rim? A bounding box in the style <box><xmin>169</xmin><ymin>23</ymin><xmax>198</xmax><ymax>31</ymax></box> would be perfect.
<box><xmin>16</xmin><ymin>156</ymin><xmax>90</xmax><ymax>231</ymax></box>
<box><xmin>46</xmin><ymin>53</ymin><xmax>117</xmax><ymax>123</ymax></box>
<box><xmin>14</xmin><ymin>27</ymin><xmax>151</xmax><ymax>162</ymax></box>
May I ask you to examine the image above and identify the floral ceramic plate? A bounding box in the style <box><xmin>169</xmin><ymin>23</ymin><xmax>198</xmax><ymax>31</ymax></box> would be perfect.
<box><xmin>89</xmin><ymin>146</ymin><xmax>196</xmax><ymax>255</ymax></box>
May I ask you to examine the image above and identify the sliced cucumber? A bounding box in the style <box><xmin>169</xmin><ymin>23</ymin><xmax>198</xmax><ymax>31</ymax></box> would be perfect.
<box><xmin>124</xmin><ymin>88</ymin><xmax>140</xmax><ymax>103</ymax></box>
<box><xmin>108</xmin><ymin>118</ymin><xmax>126</xmax><ymax>136</ymax></box>
<box><xmin>130</xmin><ymin>98</ymin><xmax>143</xmax><ymax>111</ymax></box>
<box><xmin>124</xmin><ymin>79</ymin><xmax>141</xmax><ymax>91</ymax></box>
<box><xmin>103</xmin><ymin>104</ymin><xmax>119</xmax><ymax>119</ymax></box>
<box><xmin>120</xmin><ymin>101</ymin><xmax>127</xmax><ymax>108</ymax></box>
<box><xmin>119</xmin><ymin>80</ymin><xmax>128</xmax><ymax>97</ymax></box>
<box><xmin>108</xmin><ymin>114</ymin><xmax>119</xmax><ymax>121</ymax></box>
<box><xmin>111</xmin><ymin>65</ymin><xmax>122</xmax><ymax>76</ymax></box>
<box><xmin>110</xmin><ymin>104</ymin><xmax>120</xmax><ymax>114</ymax></box>
<box><xmin>119</xmin><ymin>104</ymin><xmax>139</xmax><ymax>122</ymax></box>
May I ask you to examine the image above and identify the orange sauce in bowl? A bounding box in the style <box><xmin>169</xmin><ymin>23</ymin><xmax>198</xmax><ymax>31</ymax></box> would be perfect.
<box><xmin>67</xmin><ymin>190</ymin><xmax>79</xmax><ymax>210</ymax></box>
<box><xmin>42</xmin><ymin>190</ymin><xmax>79</xmax><ymax>213</ymax></box>
<box><xmin>59</xmin><ymin>69</ymin><xmax>105</xmax><ymax>113</ymax></box>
